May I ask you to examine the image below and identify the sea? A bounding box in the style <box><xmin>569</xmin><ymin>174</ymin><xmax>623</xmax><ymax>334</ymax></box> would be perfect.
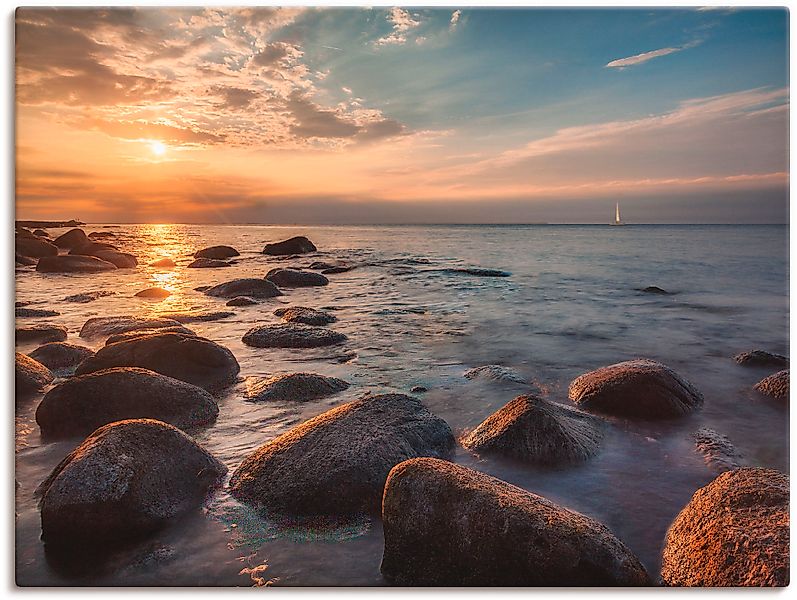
<box><xmin>14</xmin><ymin>223</ymin><xmax>789</xmax><ymax>586</ymax></box>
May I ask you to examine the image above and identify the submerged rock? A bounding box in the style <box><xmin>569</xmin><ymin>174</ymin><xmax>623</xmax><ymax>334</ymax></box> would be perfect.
<box><xmin>187</xmin><ymin>258</ymin><xmax>231</xmax><ymax>268</ymax></box>
<box><xmin>226</xmin><ymin>296</ymin><xmax>257</xmax><ymax>306</ymax></box>
<box><xmin>75</xmin><ymin>332</ymin><xmax>240</xmax><ymax>391</ymax></box>
<box><xmin>463</xmin><ymin>395</ymin><xmax>604</xmax><ymax>465</ymax></box>
<box><xmin>36</xmin><ymin>255</ymin><xmax>117</xmax><ymax>273</ymax></box>
<box><xmin>134</xmin><ymin>287</ymin><xmax>171</xmax><ymax>299</ymax></box>
<box><xmin>16</xmin><ymin>307</ymin><xmax>60</xmax><ymax>318</ymax></box>
<box><xmin>94</xmin><ymin>251</ymin><xmax>137</xmax><ymax>269</ymax></box>
<box><xmin>105</xmin><ymin>325</ymin><xmax>196</xmax><ymax>345</ymax></box>
<box><xmin>639</xmin><ymin>286</ymin><xmax>671</xmax><ymax>295</ymax></box>
<box><xmin>204</xmin><ymin>278</ymin><xmax>282</xmax><ymax>299</ymax></box>
<box><xmin>568</xmin><ymin>359</ymin><xmax>703</xmax><ymax>419</ymax></box>
<box><xmin>245</xmin><ymin>373</ymin><xmax>350</xmax><ymax>403</ymax></box>
<box><xmin>36</xmin><ymin>368</ymin><xmax>220</xmax><ymax>438</ymax></box>
<box><xmin>307</xmin><ymin>261</ymin><xmax>337</xmax><ymax>270</ymax></box>
<box><xmin>273</xmin><ymin>306</ymin><xmax>337</xmax><ymax>326</ymax></box>
<box><xmin>464</xmin><ymin>364</ymin><xmax>527</xmax><ymax>384</ymax></box>
<box><xmin>63</xmin><ymin>290</ymin><xmax>115</xmax><ymax>303</ymax></box>
<box><xmin>15</xmin><ymin>253</ymin><xmax>36</xmax><ymax>266</ymax></box>
<box><xmin>194</xmin><ymin>245</ymin><xmax>239</xmax><ymax>259</ymax></box>
<box><xmin>28</xmin><ymin>342</ymin><xmax>94</xmax><ymax>376</ymax></box>
<box><xmin>661</xmin><ymin>468</ymin><xmax>788</xmax><ymax>586</ymax></box>
<box><xmin>16</xmin><ymin>324</ymin><xmax>68</xmax><ymax>344</ymax></box>
<box><xmin>693</xmin><ymin>428</ymin><xmax>744</xmax><ymax>473</ymax></box>
<box><xmin>242</xmin><ymin>323</ymin><xmax>347</xmax><ymax>348</ymax></box>
<box><xmin>262</xmin><ymin>236</ymin><xmax>317</xmax><ymax>255</ymax></box>
<box><xmin>229</xmin><ymin>393</ymin><xmax>455</xmax><ymax>515</ymax></box>
<box><xmin>410</xmin><ymin>386</ymin><xmax>428</xmax><ymax>393</ymax></box>
<box><xmin>156</xmin><ymin>310</ymin><xmax>235</xmax><ymax>323</ymax></box>
<box><xmin>80</xmin><ymin>316</ymin><xmax>182</xmax><ymax>339</ymax></box>
<box><xmin>441</xmin><ymin>267</ymin><xmax>511</xmax><ymax>277</ymax></box>
<box><xmin>16</xmin><ymin>237</ymin><xmax>58</xmax><ymax>258</ymax></box>
<box><xmin>53</xmin><ymin>228</ymin><xmax>88</xmax><ymax>249</ymax></box>
<box><xmin>735</xmin><ymin>350</ymin><xmax>789</xmax><ymax>368</ymax></box>
<box><xmin>149</xmin><ymin>258</ymin><xmax>176</xmax><ymax>268</ymax></box>
<box><xmin>380</xmin><ymin>458</ymin><xmax>651</xmax><ymax>586</ymax></box>
<box><xmin>16</xmin><ymin>352</ymin><xmax>54</xmax><ymax>397</ymax></box>
<box><xmin>266</xmin><ymin>268</ymin><xmax>329</xmax><ymax>287</ymax></box>
<box><xmin>322</xmin><ymin>266</ymin><xmax>354</xmax><ymax>275</ymax></box>
<box><xmin>754</xmin><ymin>369</ymin><xmax>789</xmax><ymax>399</ymax></box>
<box><xmin>36</xmin><ymin>419</ymin><xmax>227</xmax><ymax>545</ymax></box>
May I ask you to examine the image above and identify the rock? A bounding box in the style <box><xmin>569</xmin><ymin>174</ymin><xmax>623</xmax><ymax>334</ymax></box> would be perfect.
<box><xmin>63</xmin><ymin>290</ymin><xmax>115</xmax><ymax>303</ymax></box>
<box><xmin>149</xmin><ymin>258</ymin><xmax>176</xmax><ymax>268</ymax></box>
<box><xmin>273</xmin><ymin>306</ymin><xmax>337</xmax><ymax>325</ymax></box>
<box><xmin>16</xmin><ymin>324</ymin><xmax>68</xmax><ymax>344</ymax></box>
<box><xmin>36</xmin><ymin>419</ymin><xmax>227</xmax><ymax>545</ymax></box>
<box><xmin>380</xmin><ymin>458</ymin><xmax>651</xmax><ymax>586</ymax></box>
<box><xmin>307</xmin><ymin>261</ymin><xmax>337</xmax><ymax>270</ymax></box>
<box><xmin>105</xmin><ymin>325</ymin><xmax>196</xmax><ymax>345</ymax></box>
<box><xmin>16</xmin><ymin>237</ymin><xmax>58</xmax><ymax>258</ymax></box>
<box><xmin>194</xmin><ymin>245</ymin><xmax>239</xmax><ymax>259</ymax></box>
<box><xmin>88</xmin><ymin>231</ymin><xmax>116</xmax><ymax>240</ymax></box>
<box><xmin>53</xmin><ymin>228</ymin><xmax>88</xmax><ymax>249</ymax></box>
<box><xmin>79</xmin><ymin>316</ymin><xmax>183</xmax><ymax>339</ymax></box>
<box><xmin>94</xmin><ymin>251</ymin><xmax>137</xmax><ymax>269</ymax></box>
<box><xmin>266</xmin><ymin>268</ymin><xmax>329</xmax><ymax>287</ymax></box>
<box><xmin>242</xmin><ymin>323</ymin><xmax>347</xmax><ymax>348</ymax></box>
<box><xmin>15</xmin><ymin>253</ymin><xmax>36</xmax><ymax>266</ymax></box>
<box><xmin>410</xmin><ymin>386</ymin><xmax>427</xmax><ymax>393</ymax></box>
<box><xmin>17</xmin><ymin>219</ymin><xmax>83</xmax><ymax>228</ymax></box>
<box><xmin>660</xmin><ymin>468</ymin><xmax>788</xmax><ymax>586</ymax></box>
<box><xmin>639</xmin><ymin>286</ymin><xmax>671</xmax><ymax>295</ymax></box>
<box><xmin>735</xmin><ymin>350</ymin><xmax>789</xmax><ymax>368</ymax></box>
<box><xmin>193</xmin><ymin>285</ymin><xmax>211</xmax><ymax>292</ymax></box>
<box><xmin>155</xmin><ymin>311</ymin><xmax>235</xmax><ymax>323</ymax></box>
<box><xmin>36</xmin><ymin>368</ymin><xmax>220</xmax><ymax>438</ymax></box>
<box><xmin>262</xmin><ymin>236</ymin><xmax>317</xmax><ymax>255</ymax></box>
<box><xmin>226</xmin><ymin>296</ymin><xmax>257</xmax><ymax>306</ymax></box>
<box><xmin>463</xmin><ymin>395</ymin><xmax>604</xmax><ymax>465</ymax></box>
<box><xmin>28</xmin><ymin>342</ymin><xmax>95</xmax><ymax>376</ymax></box>
<box><xmin>322</xmin><ymin>266</ymin><xmax>354</xmax><ymax>275</ymax></box>
<box><xmin>75</xmin><ymin>332</ymin><xmax>240</xmax><ymax>391</ymax></box>
<box><xmin>36</xmin><ymin>255</ymin><xmax>117</xmax><ymax>273</ymax></box>
<box><xmin>229</xmin><ymin>393</ymin><xmax>455</xmax><ymax>515</ymax></box>
<box><xmin>134</xmin><ymin>287</ymin><xmax>171</xmax><ymax>299</ymax></box>
<box><xmin>16</xmin><ymin>227</ymin><xmax>36</xmax><ymax>238</ymax></box>
<box><xmin>15</xmin><ymin>301</ymin><xmax>31</xmax><ymax>307</ymax></box>
<box><xmin>693</xmin><ymin>428</ymin><xmax>743</xmax><ymax>473</ymax></box>
<box><xmin>16</xmin><ymin>307</ymin><xmax>60</xmax><ymax>317</ymax></box>
<box><xmin>464</xmin><ymin>364</ymin><xmax>527</xmax><ymax>384</ymax></box>
<box><xmin>568</xmin><ymin>359</ymin><xmax>704</xmax><ymax>419</ymax></box>
<box><xmin>204</xmin><ymin>278</ymin><xmax>282</xmax><ymax>299</ymax></box>
<box><xmin>187</xmin><ymin>258</ymin><xmax>231</xmax><ymax>268</ymax></box>
<box><xmin>245</xmin><ymin>373</ymin><xmax>350</xmax><ymax>402</ymax></box>
<box><xmin>68</xmin><ymin>241</ymin><xmax>118</xmax><ymax>256</ymax></box>
<box><xmin>754</xmin><ymin>369</ymin><xmax>789</xmax><ymax>399</ymax></box>
<box><xmin>16</xmin><ymin>352</ymin><xmax>54</xmax><ymax>397</ymax></box>
<box><xmin>33</xmin><ymin>229</ymin><xmax>49</xmax><ymax>238</ymax></box>
<box><xmin>441</xmin><ymin>268</ymin><xmax>511</xmax><ymax>277</ymax></box>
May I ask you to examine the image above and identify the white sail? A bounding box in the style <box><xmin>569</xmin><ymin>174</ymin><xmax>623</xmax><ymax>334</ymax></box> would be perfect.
<box><xmin>613</xmin><ymin>202</ymin><xmax>624</xmax><ymax>225</ymax></box>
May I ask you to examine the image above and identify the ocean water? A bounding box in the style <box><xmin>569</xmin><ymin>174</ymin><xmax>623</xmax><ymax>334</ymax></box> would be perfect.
<box><xmin>15</xmin><ymin>224</ymin><xmax>789</xmax><ymax>586</ymax></box>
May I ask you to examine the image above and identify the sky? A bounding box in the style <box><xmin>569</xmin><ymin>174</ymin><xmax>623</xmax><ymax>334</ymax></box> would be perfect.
<box><xmin>15</xmin><ymin>7</ymin><xmax>789</xmax><ymax>224</ymax></box>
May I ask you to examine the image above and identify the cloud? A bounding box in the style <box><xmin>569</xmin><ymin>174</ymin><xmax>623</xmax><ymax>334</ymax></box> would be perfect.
<box><xmin>375</xmin><ymin>7</ymin><xmax>421</xmax><ymax>46</ymax></box>
<box><xmin>605</xmin><ymin>41</ymin><xmax>701</xmax><ymax>69</ymax></box>
<box><xmin>79</xmin><ymin>117</ymin><xmax>226</xmax><ymax>144</ymax></box>
<box><xmin>250</xmin><ymin>42</ymin><xmax>293</xmax><ymax>67</ymax></box>
<box><xmin>212</xmin><ymin>85</ymin><xmax>260</xmax><ymax>108</ymax></box>
<box><xmin>286</xmin><ymin>92</ymin><xmax>361</xmax><ymax>139</ymax></box>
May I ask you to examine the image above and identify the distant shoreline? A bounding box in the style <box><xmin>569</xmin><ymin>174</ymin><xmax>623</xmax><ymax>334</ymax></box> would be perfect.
<box><xmin>15</xmin><ymin>221</ymin><xmax>788</xmax><ymax>227</ymax></box>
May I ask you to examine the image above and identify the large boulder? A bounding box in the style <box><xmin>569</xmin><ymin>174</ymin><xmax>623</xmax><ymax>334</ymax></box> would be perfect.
<box><xmin>149</xmin><ymin>258</ymin><xmax>176</xmax><ymax>268</ymax></box>
<box><xmin>265</xmin><ymin>268</ymin><xmax>328</xmax><ymax>287</ymax></box>
<box><xmin>68</xmin><ymin>241</ymin><xmax>118</xmax><ymax>256</ymax></box>
<box><xmin>155</xmin><ymin>311</ymin><xmax>235</xmax><ymax>323</ymax></box>
<box><xmin>36</xmin><ymin>367</ymin><xmax>220</xmax><ymax>438</ymax></box>
<box><xmin>273</xmin><ymin>306</ymin><xmax>337</xmax><ymax>325</ymax></box>
<box><xmin>105</xmin><ymin>325</ymin><xmax>196</xmax><ymax>345</ymax></box>
<box><xmin>28</xmin><ymin>342</ymin><xmax>95</xmax><ymax>376</ymax></box>
<box><xmin>228</xmin><ymin>393</ymin><xmax>455</xmax><ymax>515</ymax></box>
<box><xmin>464</xmin><ymin>364</ymin><xmax>527</xmax><ymax>384</ymax></box>
<box><xmin>75</xmin><ymin>332</ymin><xmax>240</xmax><ymax>391</ymax></box>
<box><xmin>204</xmin><ymin>278</ymin><xmax>282</xmax><ymax>299</ymax></box>
<box><xmin>380</xmin><ymin>458</ymin><xmax>651</xmax><ymax>586</ymax></box>
<box><xmin>33</xmin><ymin>229</ymin><xmax>50</xmax><ymax>238</ymax></box>
<box><xmin>187</xmin><ymin>258</ymin><xmax>230</xmax><ymax>268</ymax></box>
<box><xmin>194</xmin><ymin>245</ymin><xmax>239</xmax><ymax>259</ymax></box>
<box><xmin>262</xmin><ymin>236</ymin><xmax>317</xmax><ymax>255</ymax></box>
<box><xmin>52</xmin><ymin>228</ymin><xmax>88</xmax><ymax>249</ymax></box>
<box><xmin>568</xmin><ymin>359</ymin><xmax>703</xmax><ymax>419</ymax></box>
<box><xmin>79</xmin><ymin>316</ymin><xmax>183</xmax><ymax>339</ymax></box>
<box><xmin>36</xmin><ymin>255</ymin><xmax>117</xmax><ymax>273</ymax></box>
<box><xmin>93</xmin><ymin>251</ymin><xmax>138</xmax><ymax>269</ymax></box>
<box><xmin>660</xmin><ymin>468</ymin><xmax>788</xmax><ymax>586</ymax></box>
<box><xmin>734</xmin><ymin>350</ymin><xmax>788</xmax><ymax>368</ymax></box>
<box><xmin>16</xmin><ymin>352</ymin><xmax>54</xmax><ymax>397</ymax></box>
<box><xmin>245</xmin><ymin>372</ymin><xmax>349</xmax><ymax>402</ymax></box>
<box><xmin>462</xmin><ymin>395</ymin><xmax>604</xmax><ymax>465</ymax></box>
<box><xmin>16</xmin><ymin>237</ymin><xmax>58</xmax><ymax>258</ymax></box>
<box><xmin>134</xmin><ymin>287</ymin><xmax>171</xmax><ymax>299</ymax></box>
<box><xmin>754</xmin><ymin>370</ymin><xmax>789</xmax><ymax>399</ymax></box>
<box><xmin>36</xmin><ymin>419</ymin><xmax>227</xmax><ymax>545</ymax></box>
<box><xmin>16</xmin><ymin>324</ymin><xmax>68</xmax><ymax>344</ymax></box>
<box><xmin>242</xmin><ymin>323</ymin><xmax>347</xmax><ymax>348</ymax></box>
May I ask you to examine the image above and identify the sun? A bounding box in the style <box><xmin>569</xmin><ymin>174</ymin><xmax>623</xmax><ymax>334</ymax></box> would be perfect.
<box><xmin>149</xmin><ymin>140</ymin><xmax>167</xmax><ymax>157</ymax></box>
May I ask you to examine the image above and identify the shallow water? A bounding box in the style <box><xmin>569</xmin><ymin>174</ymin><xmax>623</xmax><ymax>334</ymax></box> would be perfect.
<box><xmin>15</xmin><ymin>224</ymin><xmax>789</xmax><ymax>586</ymax></box>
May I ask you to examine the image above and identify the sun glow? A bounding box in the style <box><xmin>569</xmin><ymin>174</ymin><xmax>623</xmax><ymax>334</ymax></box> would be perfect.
<box><xmin>149</xmin><ymin>140</ymin><xmax>167</xmax><ymax>157</ymax></box>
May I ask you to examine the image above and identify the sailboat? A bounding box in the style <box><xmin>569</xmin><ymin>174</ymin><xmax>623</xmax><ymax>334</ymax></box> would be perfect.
<box><xmin>612</xmin><ymin>202</ymin><xmax>625</xmax><ymax>226</ymax></box>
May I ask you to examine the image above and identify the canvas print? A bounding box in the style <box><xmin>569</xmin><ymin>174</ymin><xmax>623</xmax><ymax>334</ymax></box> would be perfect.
<box><xmin>14</xmin><ymin>6</ymin><xmax>788</xmax><ymax>587</ymax></box>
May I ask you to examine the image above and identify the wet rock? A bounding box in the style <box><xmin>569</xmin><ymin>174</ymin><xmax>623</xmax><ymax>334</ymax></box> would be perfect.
<box><xmin>149</xmin><ymin>258</ymin><xmax>176</xmax><ymax>268</ymax></box>
<box><xmin>441</xmin><ymin>268</ymin><xmax>511</xmax><ymax>277</ymax></box>
<box><xmin>273</xmin><ymin>306</ymin><xmax>337</xmax><ymax>326</ymax></box>
<box><xmin>105</xmin><ymin>325</ymin><xmax>196</xmax><ymax>345</ymax></box>
<box><xmin>63</xmin><ymin>290</ymin><xmax>115</xmax><ymax>303</ymax></box>
<box><xmin>88</xmin><ymin>231</ymin><xmax>116</xmax><ymax>240</ymax></box>
<box><xmin>75</xmin><ymin>332</ymin><xmax>240</xmax><ymax>391</ymax></box>
<box><xmin>134</xmin><ymin>287</ymin><xmax>171</xmax><ymax>299</ymax></box>
<box><xmin>68</xmin><ymin>241</ymin><xmax>118</xmax><ymax>256</ymax></box>
<box><xmin>36</xmin><ymin>419</ymin><xmax>227</xmax><ymax>545</ymax></box>
<box><xmin>307</xmin><ymin>261</ymin><xmax>337</xmax><ymax>270</ymax></box>
<box><xmin>53</xmin><ymin>228</ymin><xmax>88</xmax><ymax>249</ymax></box>
<box><xmin>322</xmin><ymin>266</ymin><xmax>354</xmax><ymax>275</ymax></box>
<box><xmin>36</xmin><ymin>368</ymin><xmax>220</xmax><ymax>438</ymax></box>
<box><xmin>693</xmin><ymin>428</ymin><xmax>744</xmax><ymax>473</ymax></box>
<box><xmin>661</xmin><ymin>468</ymin><xmax>788</xmax><ymax>586</ymax></box>
<box><xmin>568</xmin><ymin>359</ymin><xmax>703</xmax><ymax>419</ymax></box>
<box><xmin>16</xmin><ymin>307</ymin><xmax>60</xmax><ymax>318</ymax></box>
<box><xmin>262</xmin><ymin>236</ymin><xmax>317</xmax><ymax>255</ymax></box>
<box><xmin>242</xmin><ymin>323</ymin><xmax>347</xmax><ymax>348</ymax></box>
<box><xmin>80</xmin><ymin>316</ymin><xmax>182</xmax><ymax>339</ymax></box>
<box><xmin>187</xmin><ymin>258</ymin><xmax>231</xmax><ymax>268</ymax></box>
<box><xmin>464</xmin><ymin>364</ymin><xmax>527</xmax><ymax>384</ymax></box>
<box><xmin>36</xmin><ymin>255</ymin><xmax>117</xmax><ymax>273</ymax></box>
<box><xmin>226</xmin><ymin>296</ymin><xmax>257</xmax><ymax>306</ymax></box>
<box><xmin>15</xmin><ymin>301</ymin><xmax>31</xmax><ymax>307</ymax></box>
<box><xmin>380</xmin><ymin>458</ymin><xmax>651</xmax><ymax>586</ymax></box>
<box><xmin>194</xmin><ymin>245</ymin><xmax>239</xmax><ymax>259</ymax></box>
<box><xmin>156</xmin><ymin>311</ymin><xmax>235</xmax><ymax>323</ymax></box>
<box><xmin>16</xmin><ymin>237</ymin><xmax>58</xmax><ymax>258</ymax></box>
<box><xmin>15</xmin><ymin>253</ymin><xmax>37</xmax><ymax>266</ymax></box>
<box><xmin>463</xmin><ymin>395</ymin><xmax>604</xmax><ymax>465</ymax></box>
<box><xmin>17</xmin><ymin>219</ymin><xmax>83</xmax><ymax>228</ymax></box>
<box><xmin>16</xmin><ymin>352</ymin><xmax>54</xmax><ymax>397</ymax></box>
<box><xmin>28</xmin><ymin>342</ymin><xmax>94</xmax><ymax>376</ymax></box>
<box><xmin>266</xmin><ymin>268</ymin><xmax>329</xmax><ymax>287</ymax></box>
<box><xmin>204</xmin><ymin>278</ymin><xmax>282</xmax><ymax>299</ymax></box>
<box><xmin>16</xmin><ymin>227</ymin><xmax>36</xmax><ymax>238</ymax></box>
<box><xmin>193</xmin><ymin>285</ymin><xmax>211</xmax><ymax>292</ymax></box>
<box><xmin>245</xmin><ymin>372</ymin><xmax>350</xmax><ymax>403</ymax></box>
<box><xmin>734</xmin><ymin>350</ymin><xmax>788</xmax><ymax>368</ymax></box>
<box><xmin>639</xmin><ymin>286</ymin><xmax>671</xmax><ymax>295</ymax></box>
<box><xmin>94</xmin><ymin>251</ymin><xmax>138</xmax><ymax>269</ymax></box>
<box><xmin>33</xmin><ymin>229</ymin><xmax>49</xmax><ymax>238</ymax></box>
<box><xmin>16</xmin><ymin>324</ymin><xmax>68</xmax><ymax>344</ymax></box>
<box><xmin>410</xmin><ymin>386</ymin><xmax>428</xmax><ymax>393</ymax></box>
<box><xmin>229</xmin><ymin>393</ymin><xmax>455</xmax><ymax>515</ymax></box>
<box><xmin>754</xmin><ymin>369</ymin><xmax>789</xmax><ymax>399</ymax></box>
